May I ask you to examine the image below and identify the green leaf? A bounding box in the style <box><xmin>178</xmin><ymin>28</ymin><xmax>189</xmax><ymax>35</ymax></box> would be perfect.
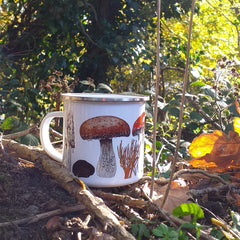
<box><xmin>131</xmin><ymin>223</ymin><xmax>139</xmax><ymax>237</ymax></box>
<box><xmin>201</xmin><ymin>85</ymin><xmax>215</xmax><ymax>98</ymax></box>
<box><xmin>131</xmin><ymin>223</ymin><xmax>150</xmax><ymax>239</ymax></box>
<box><xmin>190</xmin><ymin>81</ymin><xmax>205</xmax><ymax>87</ymax></box>
<box><xmin>231</xmin><ymin>211</ymin><xmax>240</xmax><ymax>234</ymax></box>
<box><xmin>19</xmin><ymin>134</ymin><xmax>40</xmax><ymax>146</ymax></box>
<box><xmin>172</xmin><ymin>203</ymin><xmax>204</xmax><ymax>220</ymax></box>
<box><xmin>152</xmin><ymin>223</ymin><xmax>168</xmax><ymax>237</ymax></box>
<box><xmin>168</xmin><ymin>107</ymin><xmax>180</xmax><ymax>117</ymax></box>
<box><xmin>138</xmin><ymin>223</ymin><xmax>150</xmax><ymax>238</ymax></box>
<box><xmin>168</xmin><ymin>230</ymin><xmax>179</xmax><ymax>238</ymax></box>
<box><xmin>0</xmin><ymin>116</ymin><xmax>20</xmax><ymax>131</ymax></box>
<box><xmin>181</xmin><ymin>222</ymin><xmax>197</xmax><ymax>229</ymax></box>
<box><xmin>186</xmin><ymin>122</ymin><xmax>200</xmax><ymax>131</ymax></box>
<box><xmin>95</xmin><ymin>83</ymin><xmax>113</xmax><ymax>93</ymax></box>
<box><xmin>190</xmin><ymin>111</ymin><xmax>203</xmax><ymax>121</ymax></box>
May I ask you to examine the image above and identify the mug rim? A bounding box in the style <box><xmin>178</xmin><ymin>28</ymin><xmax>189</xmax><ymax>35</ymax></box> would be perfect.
<box><xmin>62</xmin><ymin>93</ymin><xmax>149</xmax><ymax>102</ymax></box>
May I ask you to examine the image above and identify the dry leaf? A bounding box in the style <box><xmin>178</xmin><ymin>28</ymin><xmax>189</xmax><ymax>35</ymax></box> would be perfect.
<box><xmin>188</xmin><ymin>130</ymin><xmax>223</xmax><ymax>158</ymax></box>
<box><xmin>189</xmin><ymin>130</ymin><xmax>240</xmax><ymax>171</ymax></box>
<box><xmin>235</xmin><ymin>100</ymin><xmax>240</xmax><ymax>115</ymax></box>
<box><xmin>143</xmin><ymin>179</ymin><xmax>189</xmax><ymax>213</ymax></box>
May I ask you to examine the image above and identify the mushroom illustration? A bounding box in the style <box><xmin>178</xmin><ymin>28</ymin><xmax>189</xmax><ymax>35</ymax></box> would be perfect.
<box><xmin>132</xmin><ymin>112</ymin><xmax>145</xmax><ymax>137</ymax></box>
<box><xmin>80</xmin><ymin>116</ymin><xmax>130</xmax><ymax>178</ymax></box>
<box><xmin>72</xmin><ymin>160</ymin><xmax>95</xmax><ymax>178</ymax></box>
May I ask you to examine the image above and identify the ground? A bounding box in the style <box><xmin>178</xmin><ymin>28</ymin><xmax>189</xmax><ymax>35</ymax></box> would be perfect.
<box><xmin>0</xmin><ymin>155</ymin><xmax>78</xmax><ymax>240</ymax></box>
<box><xmin>0</xmin><ymin>152</ymin><xmax>240</xmax><ymax>240</ymax></box>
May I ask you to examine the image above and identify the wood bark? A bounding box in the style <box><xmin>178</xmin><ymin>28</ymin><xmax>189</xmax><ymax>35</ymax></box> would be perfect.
<box><xmin>2</xmin><ymin>139</ymin><xmax>135</xmax><ymax>240</ymax></box>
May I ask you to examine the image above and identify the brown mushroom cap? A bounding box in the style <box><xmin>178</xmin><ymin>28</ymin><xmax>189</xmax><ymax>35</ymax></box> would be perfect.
<box><xmin>80</xmin><ymin>116</ymin><xmax>130</xmax><ymax>140</ymax></box>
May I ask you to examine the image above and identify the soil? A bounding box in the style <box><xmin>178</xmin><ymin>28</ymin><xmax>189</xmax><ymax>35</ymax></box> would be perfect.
<box><xmin>0</xmin><ymin>155</ymin><xmax>79</xmax><ymax>240</ymax></box>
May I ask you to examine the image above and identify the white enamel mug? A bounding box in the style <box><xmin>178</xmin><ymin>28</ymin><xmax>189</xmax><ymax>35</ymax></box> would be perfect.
<box><xmin>40</xmin><ymin>93</ymin><xmax>149</xmax><ymax>187</ymax></box>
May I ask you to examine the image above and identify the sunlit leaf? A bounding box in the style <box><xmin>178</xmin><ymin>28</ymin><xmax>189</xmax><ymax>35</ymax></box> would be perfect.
<box><xmin>172</xmin><ymin>203</ymin><xmax>204</xmax><ymax>221</ymax></box>
<box><xmin>233</xmin><ymin>117</ymin><xmax>240</xmax><ymax>136</ymax></box>
<box><xmin>189</xmin><ymin>130</ymin><xmax>240</xmax><ymax>170</ymax></box>
<box><xmin>188</xmin><ymin>159</ymin><xmax>217</xmax><ymax>169</ymax></box>
<box><xmin>188</xmin><ymin>130</ymin><xmax>223</xmax><ymax>158</ymax></box>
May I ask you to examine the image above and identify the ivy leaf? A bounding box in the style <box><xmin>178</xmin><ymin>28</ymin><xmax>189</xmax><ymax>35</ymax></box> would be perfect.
<box><xmin>19</xmin><ymin>134</ymin><xmax>39</xmax><ymax>146</ymax></box>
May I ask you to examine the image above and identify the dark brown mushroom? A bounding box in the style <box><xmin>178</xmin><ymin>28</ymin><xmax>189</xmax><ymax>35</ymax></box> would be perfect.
<box><xmin>80</xmin><ymin>116</ymin><xmax>130</xmax><ymax>178</ymax></box>
<box><xmin>72</xmin><ymin>160</ymin><xmax>95</xmax><ymax>178</ymax></box>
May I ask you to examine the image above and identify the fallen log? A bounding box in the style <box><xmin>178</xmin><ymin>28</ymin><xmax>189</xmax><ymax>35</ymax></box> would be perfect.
<box><xmin>2</xmin><ymin>139</ymin><xmax>135</xmax><ymax>240</ymax></box>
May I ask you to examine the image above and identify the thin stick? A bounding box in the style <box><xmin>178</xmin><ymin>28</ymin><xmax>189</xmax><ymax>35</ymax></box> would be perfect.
<box><xmin>0</xmin><ymin>204</ymin><xmax>85</xmax><ymax>227</ymax></box>
<box><xmin>2</xmin><ymin>125</ymin><xmax>39</xmax><ymax>139</ymax></box>
<box><xmin>150</xmin><ymin>0</ymin><xmax>161</xmax><ymax>199</ymax></box>
<box><xmin>161</xmin><ymin>0</ymin><xmax>196</xmax><ymax>208</ymax></box>
<box><xmin>139</xmin><ymin>168</ymin><xmax>229</xmax><ymax>185</ymax></box>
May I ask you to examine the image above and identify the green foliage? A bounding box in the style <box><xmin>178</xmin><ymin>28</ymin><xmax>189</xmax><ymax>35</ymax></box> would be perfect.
<box><xmin>231</xmin><ymin>211</ymin><xmax>240</xmax><ymax>235</ymax></box>
<box><xmin>130</xmin><ymin>218</ymin><xmax>151</xmax><ymax>240</ymax></box>
<box><xmin>172</xmin><ymin>203</ymin><xmax>204</xmax><ymax>224</ymax></box>
<box><xmin>172</xmin><ymin>203</ymin><xmax>204</xmax><ymax>239</ymax></box>
<box><xmin>152</xmin><ymin>223</ymin><xmax>188</xmax><ymax>240</ymax></box>
<box><xmin>0</xmin><ymin>0</ymin><xmax>193</xmax><ymax>124</ymax></box>
<box><xmin>0</xmin><ymin>116</ymin><xmax>39</xmax><ymax>146</ymax></box>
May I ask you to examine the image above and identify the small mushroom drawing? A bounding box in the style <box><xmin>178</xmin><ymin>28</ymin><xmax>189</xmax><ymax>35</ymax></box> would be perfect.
<box><xmin>72</xmin><ymin>160</ymin><xmax>95</xmax><ymax>178</ymax></box>
<box><xmin>80</xmin><ymin>116</ymin><xmax>130</xmax><ymax>178</ymax></box>
<box><xmin>132</xmin><ymin>112</ymin><xmax>145</xmax><ymax>137</ymax></box>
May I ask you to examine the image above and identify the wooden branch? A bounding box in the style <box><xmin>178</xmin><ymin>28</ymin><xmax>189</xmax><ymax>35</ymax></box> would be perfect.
<box><xmin>2</xmin><ymin>139</ymin><xmax>135</xmax><ymax>240</ymax></box>
<box><xmin>3</xmin><ymin>125</ymin><xmax>39</xmax><ymax>139</ymax></box>
<box><xmin>93</xmin><ymin>190</ymin><xmax>218</xmax><ymax>240</ymax></box>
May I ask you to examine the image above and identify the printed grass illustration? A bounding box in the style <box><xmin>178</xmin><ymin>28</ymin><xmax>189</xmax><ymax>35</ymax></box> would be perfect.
<box><xmin>118</xmin><ymin>139</ymin><xmax>140</xmax><ymax>179</ymax></box>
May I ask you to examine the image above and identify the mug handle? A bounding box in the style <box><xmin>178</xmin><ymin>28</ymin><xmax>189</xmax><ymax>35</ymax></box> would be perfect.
<box><xmin>40</xmin><ymin>111</ymin><xmax>64</xmax><ymax>162</ymax></box>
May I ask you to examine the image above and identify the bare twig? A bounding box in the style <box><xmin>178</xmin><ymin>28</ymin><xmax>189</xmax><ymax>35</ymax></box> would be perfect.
<box><xmin>150</xmin><ymin>0</ymin><xmax>161</xmax><ymax>199</ymax></box>
<box><xmin>161</xmin><ymin>0</ymin><xmax>196</xmax><ymax>208</ymax></box>
<box><xmin>93</xmin><ymin>190</ymin><xmax>218</xmax><ymax>240</ymax></box>
<box><xmin>0</xmin><ymin>204</ymin><xmax>85</xmax><ymax>227</ymax></box>
<box><xmin>139</xmin><ymin>168</ymin><xmax>229</xmax><ymax>185</ymax></box>
<box><xmin>2</xmin><ymin>125</ymin><xmax>39</xmax><ymax>140</ymax></box>
<box><xmin>189</xmin><ymin>183</ymin><xmax>238</xmax><ymax>196</ymax></box>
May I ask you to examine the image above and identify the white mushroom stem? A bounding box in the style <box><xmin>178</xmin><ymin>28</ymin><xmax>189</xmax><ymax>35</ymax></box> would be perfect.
<box><xmin>96</xmin><ymin>138</ymin><xmax>116</xmax><ymax>178</ymax></box>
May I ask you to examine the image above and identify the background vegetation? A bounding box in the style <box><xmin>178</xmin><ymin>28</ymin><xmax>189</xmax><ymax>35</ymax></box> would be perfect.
<box><xmin>1</xmin><ymin>0</ymin><xmax>240</xmax><ymax>163</ymax></box>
